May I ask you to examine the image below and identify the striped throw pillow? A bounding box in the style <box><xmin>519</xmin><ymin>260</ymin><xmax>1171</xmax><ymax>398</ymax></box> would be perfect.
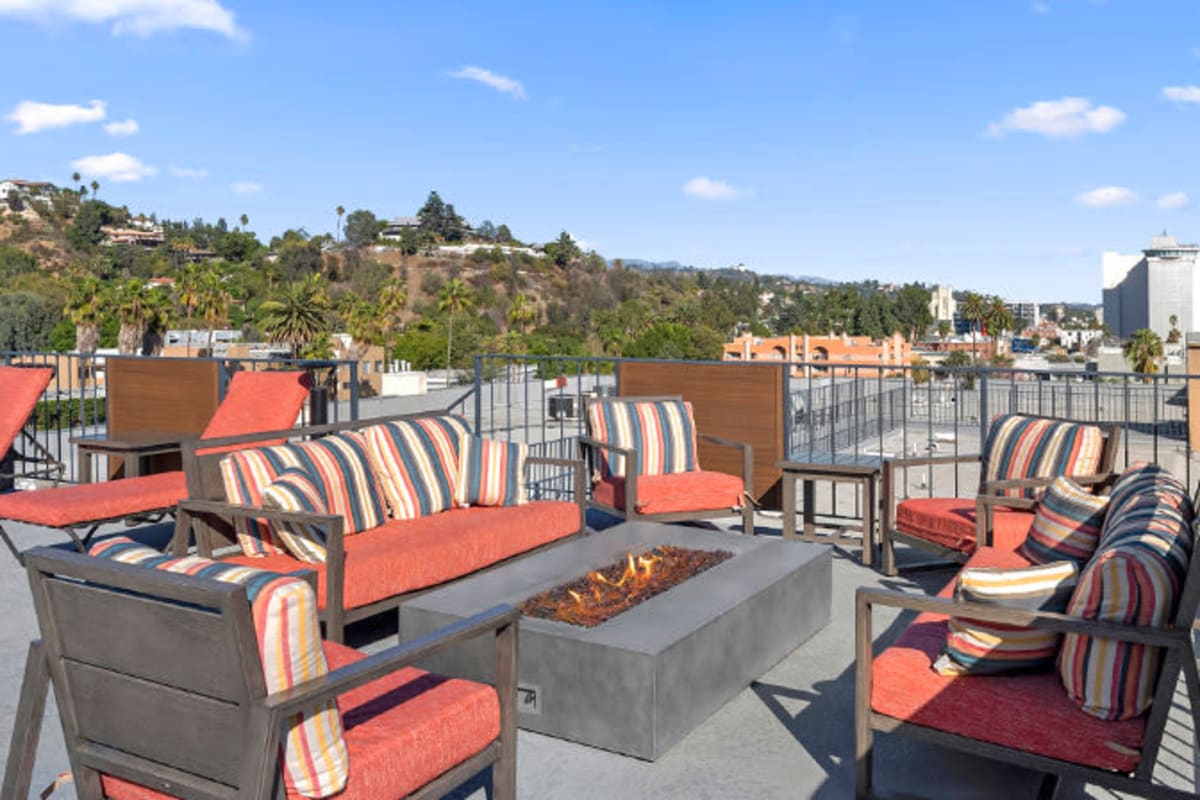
<box><xmin>1104</xmin><ymin>463</ymin><xmax>1193</xmax><ymax>529</ymax></box>
<box><xmin>1020</xmin><ymin>476</ymin><xmax>1109</xmax><ymax>565</ymax></box>
<box><xmin>1058</xmin><ymin>475</ymin><xmax>1194</xmax><ymax>720</ymax></box>
<box><xmin>220</xmin><ymin>431</ymin><xmax>386</xmax><ymax>557</ymax></box>
<box><xmin>934</xmin><ymin>560</ymin><xmax>1079</xmax><ymax>676</ymax></box>
<box><xmin>89</xmin><ymin>537</ymin><xmax>348</xmax><ymax>798</ymax></box>
<box><xmin>456</xmin><ymin>435</ymin><xmax>527</xmax><ymax>507</ymax></box>
<box><xmin>586</xmin><ymin>399</ymin><xmax>698</xmax><ymax>478</ymax></box>
<box><xmin>363</xmin><ymin>415</ymin><xmax>471</xmax><ymax>520</ymax></box>
<box><xmin>982</xmin><ymin>415</ymin><xmax>1105</xmax><ymax>499</ymax></box>
<box><xmin>262</xmin><ymin>468</ymin><xmax>331</xmax><ymax>564</ymax></box>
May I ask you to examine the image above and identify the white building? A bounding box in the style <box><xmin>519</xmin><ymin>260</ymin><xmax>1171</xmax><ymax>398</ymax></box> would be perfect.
<box><xmin>1102</xmin><ymin>232</ymin><xmax>1200</xmax><ymax>340</ymax></box>
<box><xmin>928</xmin><ymin>285</ymin><xmax>956</xmax><ymax>322</ymax></box>
<box><xmin>1058</xmin><ymin>328</ymin><xmax>1103</xmax><ymax>351</ymax></box>
<box><xmin>1007</xmin><ymin>302</ymin><xmax>1040</xmax><ymax>331</ymax></box>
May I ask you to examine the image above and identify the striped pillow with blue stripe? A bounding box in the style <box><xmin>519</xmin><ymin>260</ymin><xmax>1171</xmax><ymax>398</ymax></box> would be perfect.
<box><xmin>262</xmin><ymin>467</ymin><xmax>331</xmax><ymax>564</ymax></box>
<box><xmin>89</xmin><ymin>537</ymin><xmax>348</xmax><ymax>798</ymax></box>
<box><xmin>219</xmin><ymin>431</ymin><xmax>386</xmax><ymax>557</ymax></box>
<box><xmin>982</xmin><ymin>415</ymin><xmax>1105</xmax><ymax>499</ymax></box>
<box><xmin>1020</xmin><ymin>476</ymin><xmax>1109</xmax><ymax>565</ymax></box>
<box><xmin>934</xmin><ymin>560</ymin><xmax>1079</xmax><ymax>676</ymax></box>
<box><xmin>586</xmin><ymin>399</ymin><xmax>698</xmax><ymax>478</ymax></box>
<box><xmin>455</xmin><ymin>435</ymin><xmax>527</xmax><ymax>507</ymax></box>
<box><xmin>363</xmin><ymin>414</ymin><xmax>471</xmax><ymax>520</ymax></box>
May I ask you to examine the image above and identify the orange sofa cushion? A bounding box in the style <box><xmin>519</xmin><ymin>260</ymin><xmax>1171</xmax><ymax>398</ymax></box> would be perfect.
<box><xmin>0</xmin><ymin>471</ymin><xmax>186</xmax><ymax>527</ymax></box>
<box><xmin>224</xmin><ymin>500</ymin><xmax>580</xmax><ymax>610</ymax></box>
<box><xmin>593</xmin><ymin>469</ymin><xmax>744</xmax><ymax>516</ymax></box>
<box><xmin>895</xmin><ymin>497</ymin><xmax>1033</xmax><ymax>554</ymax></box>
<box><xmin>101</xmin><ymin>640</ymin><xmax>500</xmax><ymax>800</ymax></box>
<box><xmin>871</xmin><ymin>546</ymin><xmax>1147</xmax><ymax>774</ymax></box>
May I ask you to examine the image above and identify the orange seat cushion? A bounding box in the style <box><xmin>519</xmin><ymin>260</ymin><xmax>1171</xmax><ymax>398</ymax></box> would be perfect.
<box><xmin>0</xmin><ymin>471</ymin><xmax>186</xmax><ymax>527</ymax></box>
<box><xmin>101</xmin><ymin>640</ymin><xmax>500</xmax><ymax>800</ymax></box>
<box><xmin>871</xmin><ymin>546</ymin><xmax>1147</xmax><ymax>773</ymax></box>
<box><xmin>0</xmin><ymin>365</ymin><xmax>52</xmax><ymax>460</ymax></box>
<box><xmin>895</xmin><ymin>497</ymin><xmax>1034</xmax><ymax>554</ymax></box>
<box><xmin>223</xmin><ymin>500</ymin><xmax>580</xmax><ymax>610</ymax></box>
<box><xmin>593</xmin><ymin>470</ymin><xmax>744</xmax><ymax>516</ymax></box>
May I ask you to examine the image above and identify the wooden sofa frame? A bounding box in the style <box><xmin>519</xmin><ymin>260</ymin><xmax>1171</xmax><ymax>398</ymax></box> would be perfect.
<box><xmin>172</xmin><ymin>409</ymin><xmax>587</xmax><ymax>643</ymax></box>
<box><xmin>3</xmin><ymin>547</ymin><xmax>519</xmax><ymax>800</ymax></box>
<box><xmin>856</xmin><ymin>492</ymin><xmax>1200</xmax><ymax>799</ymax></box>
<box><xmin>880</xmin><ymin>419</ymin><xmax>1123</xmax><ymax>575</ymax></box>
<box><xmin>578</xmin><ymin>395</ymin><xmax>755</xmax><ymax>536</ymax></box>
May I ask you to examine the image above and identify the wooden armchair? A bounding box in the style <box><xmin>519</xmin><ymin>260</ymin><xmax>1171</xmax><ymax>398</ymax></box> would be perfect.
<box><xmin>579</xmin><ymin>395</ymin><xmax>754</xmax><ymax>535</ymax></box>
<box><xmin>4</xmin><ymin>546</ymin><xmax>519</xmax><ymax>800</ymax></box>
<box><xmin>880</xmin><ymin>415</ymin><xmax>1121</xmax><ymax>575</ymax></box>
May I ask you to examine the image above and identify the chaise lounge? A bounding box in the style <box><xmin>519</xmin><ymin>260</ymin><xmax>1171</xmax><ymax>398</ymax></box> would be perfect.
<box><xmin>0</xmin><ymin>364</ymin><xmax>63</xmax><ymax>487</ymax></box>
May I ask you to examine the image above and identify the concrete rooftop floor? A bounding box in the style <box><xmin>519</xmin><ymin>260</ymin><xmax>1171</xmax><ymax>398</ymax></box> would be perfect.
<box><xmin>0</xmin><ymin>509</ymin><xmax>1196</xmax><ymax>800</ymax></box>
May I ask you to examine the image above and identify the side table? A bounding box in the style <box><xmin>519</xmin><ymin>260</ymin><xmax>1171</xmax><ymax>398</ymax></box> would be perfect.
<box><xmin>777</xmin><ymin>455</ymin><xmax>882</xmax><ymax>566</ymax></box>
<box><xmin>70</xmin><ymin>431</ymin><xmax>188</xmax><ymax>483</ymax></box>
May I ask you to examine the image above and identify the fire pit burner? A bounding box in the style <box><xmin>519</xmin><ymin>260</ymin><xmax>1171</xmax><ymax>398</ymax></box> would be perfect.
<box><xmin>521</xmin><ymin>545</ymin><xmax>733</xmax><ymax>627</ymax></box>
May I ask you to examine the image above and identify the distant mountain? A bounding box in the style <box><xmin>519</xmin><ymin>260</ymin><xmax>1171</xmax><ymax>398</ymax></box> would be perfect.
<box><xmin>612</xmin><ymin>258</ymin><xmax>834</xmax><ymax>286</ymax></box>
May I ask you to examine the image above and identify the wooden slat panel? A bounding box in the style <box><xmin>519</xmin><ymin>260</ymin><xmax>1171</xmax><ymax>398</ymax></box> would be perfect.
<box><xmin>48</xmin><ymin>580</ymin><xmax>248</xmax><ymax>702</ymax></box>
<box><xmin>66</xmin><ymin>660</ymin><xmax>245</xmax><ymax>786</ymax></box>
<box><xmin>616</xmin><ymin>362</ymin><xmax>784</xmax><ymax>506</ymax></box>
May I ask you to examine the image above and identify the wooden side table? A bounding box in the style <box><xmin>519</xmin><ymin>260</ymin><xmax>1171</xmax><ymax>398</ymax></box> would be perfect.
<box><xmin>777</xmin><ymin>455</ymin><xmax>882</xmax><ymax>566</ymax></box>
<box><xmin>70</xmin><ymin>431</ymin><xmax>187</xmax><ymax>483</ymax></box>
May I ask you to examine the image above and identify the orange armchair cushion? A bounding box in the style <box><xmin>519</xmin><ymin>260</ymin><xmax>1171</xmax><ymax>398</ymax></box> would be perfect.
<box><xmin>592</xmin><ymin>469</ymin><xmax>744</xmax><ymax>515</ymax></box>
<box><xmin>871</xmin><ymin>546</ymin><xmax>1147</xmax><ymax>774</ymax></box>
<box><xmin>222</xmin><ymin>500</ymin><xmax>580</xmax><ymax>611</ymax></box>
<box><xmin>101</xmin><ymin>640</ymin><xmax>500</xmax><ymax>800</ymax></box>
<box><xmin>895</xmin><ymin>497</ymin><xmax>1034</xmax><ymax>554</ymax></box>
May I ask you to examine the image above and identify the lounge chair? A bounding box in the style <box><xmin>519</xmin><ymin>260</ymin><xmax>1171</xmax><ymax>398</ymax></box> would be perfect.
<box><xmin>3</xmin><ymin>544</ymin><xmax>518</xmax><ymax>800</ymax></box>
<box><xmin>0</xmin><ymin>365</ymin><xmax>63</xmax><ymax>487</ymax></box>
<box><xmin>579</xmin><ymin>395</ymin><xmax>755</xmax><ymax>535</ymax></box>
<box><xmin>0</xmin><ymin>369</ymin><xmax>311</xmax><ymax>562</ymax></box>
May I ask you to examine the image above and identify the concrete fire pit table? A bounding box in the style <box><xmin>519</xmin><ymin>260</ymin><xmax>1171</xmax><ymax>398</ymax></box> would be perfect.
<box><xmin>400</xmin><ymin>520</ymin><xmax>831</xmax><ymax>760</ymax></box>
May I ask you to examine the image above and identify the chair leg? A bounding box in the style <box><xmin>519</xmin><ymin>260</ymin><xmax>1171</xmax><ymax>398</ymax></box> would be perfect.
<box><xmin>2</xmin><ymin>641</ymin><xmax>49</xmax><ymax>800</ymax></box>
<box><xmin>880</xmin><ymin>529</ymin><xmax>897</xmax><ymax>577</ymax></box>
<box><xmin>0</xmin><ymin>523</ymin><xmax>24</xmax><ymax>566</ymax></box>
<box><xmin>741</xmin><ymin>503</ymin><xmax>754</xmax><ymax>536</ymax></box>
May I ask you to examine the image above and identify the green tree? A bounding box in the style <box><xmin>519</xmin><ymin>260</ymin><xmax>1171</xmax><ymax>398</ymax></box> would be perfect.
<box><xmin>65</xmin><ymin>274</ymin><xmax>107</xmax><ymax>355</ymax></box>
<box><xmin>506</xmin><ymin>293</ymin><xmax>536</xmax><ymax>333</ymax></box>
<box><xmin>239</xmin><ymin>213</ymin><xmax>249</xmax><ymax>230</ymax></box>
<box><xmin>544</xmin><ymin>231</ymin><xmax>581</xmax><ymax>269</ymax></box>
<box><xmin>894</xmin><ymin>283</ymin><xmax>933</xmax><ymax>342</ymax></box>
<box><xmin>195</xmin><ymin>270</ymin><xmax>233</xmax><ymax>353</ymax></box>
<box><xmin>960</xmin><ymin>292</ymin><xmax>987</xmax><ymax>363</ymax></box>
<box><xmin>258</xmin><ymin>277</ymin><xmax>331</xmax><ymax>357</ymax></box>
<box><xmin>66</xmin><ymin>201</ymin><xmax>113</xmax><ymax>250</ymax></box>
<box><xmin>0</xmin><ymin>291</ymin><xmax>58</xmax><ymax>351</ymax></box>
<box><xmin>335</xmin><ymin>205</ymin><xmax>345</xmax><ymax>242</ymax></box>
<box><xmin>986</xmin><ymin>296</ymin><xmax>1015</xmax><ymax>339</ymax></box>
<box><xmin>343</xmin><ymin>209</ymin><xmax>381</xmax><ymax>249</ymax></box>
<box><xmin>941</xmin><ymin>348</ymin><xmax>976</xmax><ymax>389</ymax></box>
<box><xmin>90</xmin><ymin>180</ymin><xmax>99</xmax><ymax>201</ymax></box>
<box><xmin>936</xmin><ymin>319</ymin><xmax>952</xmax><ymax>340</ymax></box>
<box><xmin>417</xmin><ymin>191</ymin><xmax>467</xmax><ymax>241</ymax></box>
<box><xmin>378</xmin><ymin>278</ymin><xmax>407</xmax><ymax>370</ymax></box>
<box><xmin>339</xmin><ymin>294</ymin><xmax>382</xmax><ymax>356</ymax></box>
<box><xmin>438</xmin><ymin>278</ymin><xmax>474</xmax><ymax>384</ymax></box>
<box><xmin>114</xmin><ymin>279</ymin><xmax>170</xmax><ymax>355</ymax></box>
<box><xmin>496</xmin><ymin>223</ymin><xmax>513</xmax><ymax>243</ymax></box>
<box><xmin>1123</xmin><ymin>328</ymin><xmax>1163</xmax><ymax>380</ymax></box>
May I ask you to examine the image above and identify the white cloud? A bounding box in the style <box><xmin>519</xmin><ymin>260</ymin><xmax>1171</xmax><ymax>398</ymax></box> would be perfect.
<box><xmin>71</xmin><ymin>152</ymin><xmax>156</xmax><ymax>182</ymax></box>
<box><xmin>566</xmin><ymin>232</ymin><xmax>596</xmax><ymax>252</ymax></box>
<box><xmin>683</xmin><ymin>176</ymin><xmax>745</xmax><ymax>200</ymax></box>
<box><xmin>231</xmin><ymin>180</ymin><xmax>262</xmax><ymax>195</ymax></box>
<box><xmin>448</xmin><ymin>66</ymin><xmax>526</xmax><ymax>100</ymax></box>
<box><xmin>1157</xmin><ymin>191</ymin><xmax>1190</xmax><ymax>209</ymax></box>
<box><xmin>103</xmin><ymin>118</ymin><xmax>138</xmax><ymax>136</ymax></box>
<box><xmin>1163</xmin><ymin>86</ymin><xmax>1200</xmax><ymax>104</ymax></box>
<box><xmin>6</xmin><ymin>98</ymin><xmax>105</xmax><ymax>134</ymax></box>
<box><xmin>1076</xmin><ymin>186</ymin><xmax>1138</xmax><ymax>207</ymax></box>
<box><xmin>169</xmin><ymin>165</ymin><xmax>207</xmax><ymax>179</ymax></box>
<box><xmin>0</xmin><ymin>0</ymin><xmax>247</xmax><ymax>40</ymax></box>
<box><xmin>986</xmin><ymin>97</ymin><xmax>1125</xmax><ymax>138</ymax></box>
<box><xmin>1031</xmin><ymin>2</ymin><xmax>1050</xmax><ymax>13</ymax></box>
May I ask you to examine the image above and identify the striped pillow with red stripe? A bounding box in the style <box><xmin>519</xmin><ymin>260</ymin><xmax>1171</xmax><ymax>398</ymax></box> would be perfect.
<box><xmin>982</xmin><ymin>415</ymin><xmax>1105</xmax><ymax>499</ymax></box>
<box><xmin>586</xmin><ymin>399</ymin><xmax>698</xmax><ymax>478</ymax></box>
<box><xmin>89</xmin><ymin>537</ymin><xmax>348</xmax><ymax>798</ymax></box>
<box><xmin>455</xmin><ymin>435</ymin><xmax>527</xmax><ymax>507</ymax></box>
<box><xmin>363</xmin><ymin>414</ymin><xmax>471</xmax><ymax>520</ymax></box>
<box><xmin>262</xmin><ymin>467</ymin><xmax>331</xmax><ymax>563</ymax></box>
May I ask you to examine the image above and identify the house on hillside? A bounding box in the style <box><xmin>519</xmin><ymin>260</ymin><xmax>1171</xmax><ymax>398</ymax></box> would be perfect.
<box><xmin>0</xmin><ymin>179</ymin><xmax>54</xmax><ymax>198</ymax></box>
<box><xmin>101</xmin><ymin>225</ymin><xmax>165</xmax><ymax>248</ymax></box>
<box><xmin>379</xmin><ymin>216</ymin><xmax>419</xmax><ymax>238</ymax></box>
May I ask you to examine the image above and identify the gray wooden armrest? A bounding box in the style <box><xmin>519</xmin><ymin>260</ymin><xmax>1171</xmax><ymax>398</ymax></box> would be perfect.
<box><xmin>576</xmin><ymin>435</ymin><xmax>636</xmax><ymax>459</ymax></box>
<box><xmin>577</xmin><ymin>436</ymin><xmax>639</xmax><ymax>515</ymax></box>
<box><xmin>699</xmin><ymin>433</ymin><xmax>754</xmax><ymax>494</ymax></box>
<box><xmin>979</xmin><ymin>472</ymin><xmax>1114</xmax><ymax>495</ymax></box>
<box><xmin>884</xmin><ymin>453</ymin><xmax>982</xmax><ymax>471</ymax></box>
<box><xmin>525</xmin><ymin>456</ymin><xmax>588</xmax><ymax>529</ymax></box>
<box><xmin>855</xmin><ymin>588</ymin><xmax>1189</xmax><ymax>647</ymax></box>
<box><xmin>176</xmin><ymin>498</ymin><xmax>342</xmax><ymax>529</ymax></box>
<box><xmin>699</xmin><ymin>433</ymin><xmax>748</xmax><ymax>450</ymax></box>
<box><xmin>265</xmin><ymin>604</ymin><xmax>520</xmax><ymax>718</ymax></box>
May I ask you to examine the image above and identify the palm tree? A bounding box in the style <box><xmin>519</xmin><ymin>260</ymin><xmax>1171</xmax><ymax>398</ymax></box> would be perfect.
<box><xmin>986</xmin><ymin>296</ymin><xmax>1015</xmax><ymax>340</ymax></box>
<box><xmin>258</xmin><ymin>277</ymin><xmax>330</xmax><ymax>358</ymax></box>
<box><xmin>71</xmin><ymin>171</ymin><xmax>81</xmax><ymax>186</ymax></box>
<box><xmin>339</xmin><ymin>294</ymin><xmax>381</xmax><ymax>361</ymax></box>
<box><xmin>438</xmin><ymin>278</ymin><xmax>474</xmax><ymax>385</ymax></box>
<box><xmin>64</xmin><ymin>274</ymin><xmax>105</xmax><ymax>354</ymax></box>
<box><xmin>960</xmin><ymin>292</ymin><xmax>987</xmax><ymax>364</ymax></box>
<box><xmin>195</xmin><ymin>270</ymin><xmax>233</xmax><ymax>354</ymax></box>
<box><xmin>175</xmin><ymin>264</ymin><xmax>203</xmax><ymax>355</ymax></box>
<box><xmin>1168</xmin><ymin>314</ymin><xmax>1181</xmax><ymax>344</ymax></box>
<box><xmin>336</xmin><ymin>206</ymin><xmax>345</xmax><ymax>242</ymax></box>
<box><xmin>239</xmin><ymin>213</ymin><xmax>249</xmax><ymax>230</ymax></box>
<box><xmin>936</xmin><ymin>320</ymin><xmax>952</xmax><ymax>340</ymax></box>
<box><xmin>1123</xmin><ymin>328</ymin><xmax>1163</xmax><ymax>382</ymax></box>
<box><xmin>90</xmin><ymin>180</ymin><xmax>99</xmax><ymax>202</ymax></box>
<box><xmin>114</xmin><ymin>279</ymin><xmax>166</xmax><ymax>355</ymax></box>
<box><xmin>506</xmin><ymin>293</ymin><xmax>536</xmax><ymax>333</ymax></box>
<box><xmin>377</xmin><ymin>278</ymin><xmax>407</xmax><ymax>371</ymax></box>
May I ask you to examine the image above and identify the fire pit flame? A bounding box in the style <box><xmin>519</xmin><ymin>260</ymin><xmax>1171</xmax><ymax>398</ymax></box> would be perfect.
<box><xmin>521</xmin><ymin>545</ymin><xmax>733</xmax><ymax>628</ymax></box>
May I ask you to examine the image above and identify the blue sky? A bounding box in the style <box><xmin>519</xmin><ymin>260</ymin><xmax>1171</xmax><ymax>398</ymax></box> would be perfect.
<box><xmin>2</xmin><ymin>0</ymin><xmax>1199</xmax><ymax>303</ymax></box>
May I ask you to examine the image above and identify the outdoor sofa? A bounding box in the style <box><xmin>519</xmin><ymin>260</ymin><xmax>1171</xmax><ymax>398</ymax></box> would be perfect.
<box><xmin>857</xmin><ymin>462</ymin><xmax>1200</xmax><ymax>798</ymax></box>
<box><xmin>173</xmin><ymin>410</ymin><xmax>587</xmax><ymax>643</ymax></box>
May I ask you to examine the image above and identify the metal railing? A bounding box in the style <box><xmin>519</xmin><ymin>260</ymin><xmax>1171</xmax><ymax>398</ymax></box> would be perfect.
<box><xmin>3</xmin><ymin>352</ymin><xmax>359</xmax><ymax>484</ymax></box>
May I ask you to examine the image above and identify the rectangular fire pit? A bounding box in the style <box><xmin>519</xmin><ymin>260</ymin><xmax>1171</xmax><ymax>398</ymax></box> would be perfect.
<box><xmin>399</xmin><ymin>521</ymin><xmax>831</xmax><ymax>760</ymax></box>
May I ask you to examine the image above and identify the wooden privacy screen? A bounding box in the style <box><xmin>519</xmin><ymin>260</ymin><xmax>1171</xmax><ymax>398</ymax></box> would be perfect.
<box><xmin>616</xmin><ymin>361</ymin><xmax>785</xmax><ymax>508</ymax></box>
<box><xmin>105</xmin><ymin>357</ymin><xmax>221</xmax><ymax>477</ymax></box>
